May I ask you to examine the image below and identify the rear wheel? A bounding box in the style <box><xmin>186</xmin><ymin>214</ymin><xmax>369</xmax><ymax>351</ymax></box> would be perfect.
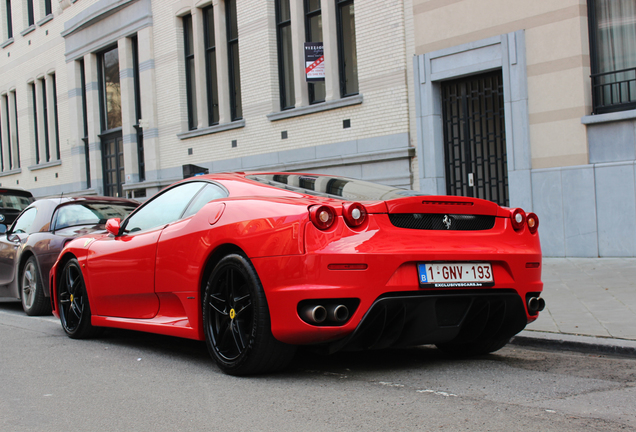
<box><xmin>20</xmin><ymin>256</ymin><xmax>51</xmax><ymax>316</ymax></box>
<box><xmin>58</xmin><ymin>259</ymin><xmax>99</xmax><ymax>339</ymax></box>
<box><xmin>435</xmin><ymin>338</ymin><xmax>511</xmax><ymax>357</ymax></box>
<box><xmin>203</xmin><ymin>254</ymin><xmax>296</xmax><ymax>375</ymax></box>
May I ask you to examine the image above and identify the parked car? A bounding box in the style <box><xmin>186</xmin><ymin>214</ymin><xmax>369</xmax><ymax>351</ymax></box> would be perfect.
<box><xmin>0</xmin><ymin>196</ymin><xmax>138</xmax><ymax>315</ymax></box>
<box><xmin>0</xmin><ymin>187</ymin><xmax>35</xmax><ymax>230</ymax></box>
<box><xmin>50</xmin><ymin>173</ymin><xmax>543</xmax><ymax>375</ymax></box>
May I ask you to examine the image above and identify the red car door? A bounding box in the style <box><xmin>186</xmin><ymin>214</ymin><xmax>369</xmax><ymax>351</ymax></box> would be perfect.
<box><xmin>85</xmin><ymin>181</ymin><xmax>208</xmax><ymax>319</ymax></box>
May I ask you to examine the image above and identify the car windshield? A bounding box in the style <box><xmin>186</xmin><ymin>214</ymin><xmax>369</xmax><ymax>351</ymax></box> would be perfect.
<box><xmin>246</xmin><ymin>174</ymin><xmax>426</xmax><ymax>201</ymax></box>
<box><xmin>55</xmin><ymin>203</ymin><xmax>137</xmax><ymax>230</ymax></box>
<box><xmin>0</xmin><ymin>191</ymin><xmax>34</xmax><ymax>211</ymax></box>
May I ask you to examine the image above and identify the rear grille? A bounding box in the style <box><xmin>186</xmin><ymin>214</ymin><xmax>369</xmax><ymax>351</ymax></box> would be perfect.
<box><xmin>389</xmin><ymin>213</ymin><xmax>495</xmax><ymax>231</ymax></box>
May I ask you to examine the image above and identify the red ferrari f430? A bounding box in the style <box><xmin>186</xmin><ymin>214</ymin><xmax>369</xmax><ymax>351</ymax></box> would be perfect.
<box><xmin>50</xmin><ymin>173</ymin><xmax>543</xmax><ymax>375</ymax></box>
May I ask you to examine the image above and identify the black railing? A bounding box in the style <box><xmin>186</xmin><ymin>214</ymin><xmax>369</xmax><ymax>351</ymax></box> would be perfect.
<box><xmin>591</xmin><ymin>66</ymin><xmax>636</xmax><ymax>114</ymax></box>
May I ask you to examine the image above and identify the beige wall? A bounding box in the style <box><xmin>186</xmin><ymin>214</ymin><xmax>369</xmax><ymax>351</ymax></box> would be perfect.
<box><xmin>412</xmin><ymin>0</ymin><xmax>591</xmax><ymax>169</ymax></box>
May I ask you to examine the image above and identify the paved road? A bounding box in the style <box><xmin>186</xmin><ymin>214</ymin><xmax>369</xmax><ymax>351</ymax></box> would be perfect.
<box><xmin>1</xmin><ymin>300</ymin><xmax>635</xmax><ymax>431</ymax></box>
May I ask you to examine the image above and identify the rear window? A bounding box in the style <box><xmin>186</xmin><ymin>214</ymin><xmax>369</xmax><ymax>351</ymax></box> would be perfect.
<box><xmin>246</xmin><ymin>174</ymin><xmax>425</xmax><ymax>201</ymax></box>
<box><xmin>0</xmin><ymin>190</ymin><xmax>35</xmax><ymax>211</ymax></box>
<box><xmin>54</xmin><ymin>203</ymin><xmax>137</xmax><ymax>230</ymax></box>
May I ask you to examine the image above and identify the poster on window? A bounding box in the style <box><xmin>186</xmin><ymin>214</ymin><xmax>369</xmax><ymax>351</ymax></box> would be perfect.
<box><xmin>305</xmin><ymin>42</ymin><xmax>325</xmax><ymax>82</ymax></box>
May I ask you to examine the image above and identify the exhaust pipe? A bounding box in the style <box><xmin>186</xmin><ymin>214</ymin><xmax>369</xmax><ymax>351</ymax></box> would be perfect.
<box><xmin>300</xmin><ymin>305</ymin><xmax>327</xmax><ymax>324</ymax></box>
<box><xmin>527</xmin><ymin>297</ymin><xmax>546</xmax><ymax>314</ymax></box>
<box><xmin>327</xmin><ymin>304</ymin><xmax>349</xmax><ymax>323</ymax></box>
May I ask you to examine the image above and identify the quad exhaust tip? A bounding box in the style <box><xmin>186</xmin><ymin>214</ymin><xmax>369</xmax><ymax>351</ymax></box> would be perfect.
<box><xmin>300</xmin><ymin>303</ymin><xmax>350</xmax><ymax>325</ymax></box>
<box><xmin>527</xmin><ymin>297</ymin><xmax>546</xmax><ymax>314</ymax></box>
<box><xmin>301</xmin><ymin>305</ymin><xmax>327</xmax><ymax>324</ymax></box>
<box><xmin>327</xmin><ymin>304</ymin><xmax>349</xmax><ymax>323</ymax></box>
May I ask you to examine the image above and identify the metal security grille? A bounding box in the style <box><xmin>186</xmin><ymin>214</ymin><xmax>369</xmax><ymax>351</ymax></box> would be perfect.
<box><xmin>442</xmin><ymin>71</ymin><xmax>509</xmax><ymax>207</ymax></box>
<box><xmin>389</xmin><ymin>214</ymin><xmax>495</xmax><ymax>231</ymax></box>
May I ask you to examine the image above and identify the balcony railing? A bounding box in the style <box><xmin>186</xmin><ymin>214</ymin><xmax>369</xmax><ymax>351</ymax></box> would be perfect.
<box><xmin>591</xmin><ymin>66</ymin><xmax>636</xmax><ymax>114</ymax></box>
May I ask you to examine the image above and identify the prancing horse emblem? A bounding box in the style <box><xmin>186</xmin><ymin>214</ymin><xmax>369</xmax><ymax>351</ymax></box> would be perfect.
<box><xmin>443</xmin><ymin>215</ymin><xmax>452</xmax><ymax>230</ymax></box>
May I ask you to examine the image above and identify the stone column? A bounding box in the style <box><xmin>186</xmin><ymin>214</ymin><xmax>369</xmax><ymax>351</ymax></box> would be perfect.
<box><xmin>83</xmin><ymin>53</ymin><xmax>104</xmax><ymax>194</ymax></box>
<box><xmin>321</xmin><ymin>0</ymin><xmax>339</xmax><ymax>102</ymax></box>
<box><xmin>213</xmin><ymin>0</ymin><xmax>231</xmax><ymax>124</ymax></box>
<box><xmin>118</xmin><ymin>37</ymin><xmax>138</xmax><ymax>187</ymax></box>
<box><xmin>290</xmin><ymin>0</ymin><xmax>308</xmax><ymax>108</ymax></box>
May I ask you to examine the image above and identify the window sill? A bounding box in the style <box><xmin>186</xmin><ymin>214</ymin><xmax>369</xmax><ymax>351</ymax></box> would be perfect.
<box><xmin>28</xmin><ymin>160</ymin><xmax>62</xmax><ymax>171</ymax></box>
<box><xmin>177</xmin><ymin>120</ymin><xmax>245</xmax><ymax>140</ymax></box>
<box><xmin>0</xmin><ymin>168</ymin><xmax>21</xmax><ymax>177</ymax></box>
<box><xmin>37</xmin><ymin>14</ymin><xmax>54</xmax><ymax>27</ymax></box>
<box><xmin>267</xmin><ymin>94</ymin><xmax>363</xmax><ymax>122</ymax></box>
<box><xmin>1</xmin><ymin>38</ymin><xmax>14</xmax><ymax>49</ymax></box>
<box><xmin>581</xmin><ymin>109</ymin><xmax>636</xmax><ymax>125</ymax></box>
<box><xmin>21</xmin><ymin>26</ymin><xmax>35</xmax><ymax>37</ymax></box>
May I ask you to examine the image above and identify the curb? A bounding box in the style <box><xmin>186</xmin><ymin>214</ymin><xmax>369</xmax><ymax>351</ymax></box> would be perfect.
<box><xmin>510</xmin><ymin>330</ymin><xmax>636</xmax><ymax>357</ymax></box>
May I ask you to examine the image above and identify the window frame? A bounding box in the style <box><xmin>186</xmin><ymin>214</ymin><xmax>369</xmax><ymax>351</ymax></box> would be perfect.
<box><xmin>31</xmin><ymin>82</ymin><xmax>39</xmax><ymax>165</ymax></box>
<box><xmin>97</xmin><ymin>45</ymin><xmax>123</xmax><ymax>133</ymax></box>
<box><xmin>335</xmin><ymin>0</ymin><xmax>359</xmax><ymax>98</ymax></box>
<box><xmin>304</xmin><ymin>0</ymin><xmax>325</xmax><ymax>105</ymax></box>
<box><xmin>5</xmin><ymin>0</ymin><xmax>12</xmax><ymax>40</ymax></box>
<box><xmin>131</xmin><ymin>35</ymin><xmax>145</xmax><ymax>182</ymax></box>
<box><xmin>183</xmin><ymin>14</ymin><xmax>197</xmax><ymax>130</ymax></box>
<box><xmin>226</xmin><ymin>0</ymin><xmax>243</xmax><ymax>121</ymax></box>
<box><xmin>276</xmin><ymin>0</ymin><xmax>295</xmax><ymax>111</ymax></box>
<box><xmin>27</xmin><ymin>0</ymin><xmax>34</xmax><ymax>27</ymax></box>
<box><xmin>40</xmin><ymin>77</ymin><xmax>50</xmax><ymax>162</ymax></box>
<box><xmin>79</xmin><ymin>59</ymin><xmax>91</xmax><ymax>188</ymax></box>
<box><xmin>3</xmin><ymin>94</ymin><xmax>11</xmax><ymax>170</ymax></box>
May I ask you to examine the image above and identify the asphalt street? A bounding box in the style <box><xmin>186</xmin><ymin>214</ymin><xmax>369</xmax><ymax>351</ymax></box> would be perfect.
<box><xmin>1</xmin><ymin>300</ymin><xmax>635</xmax><ymax>432</ymax></box>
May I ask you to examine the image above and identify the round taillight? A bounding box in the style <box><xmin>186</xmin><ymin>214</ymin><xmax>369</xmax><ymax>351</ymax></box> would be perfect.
<box><xmin>342</xmin><ymin>202</ymin><xmax>367</xmax><ymax>228</ymax></box>
<box><xmin>511</xmin><ymin>208</ymin><xmax>526</xmax><ymax>231</ymax></box>
<box><xmin>526</xmin><ymin>212</ymin><xmax>539</xmax><ymax>234</ymax></box>
<box><xmin>309</xmin><ymin>205</ymin><xmax>336</xmax><ymax>230</ymax></box>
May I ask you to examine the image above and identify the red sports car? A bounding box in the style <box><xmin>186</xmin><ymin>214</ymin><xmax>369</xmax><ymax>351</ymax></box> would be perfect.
<box><xmin>50</xmin><ymin>173</ymin><xmax>543</xmax><ymax>375</ymax></box>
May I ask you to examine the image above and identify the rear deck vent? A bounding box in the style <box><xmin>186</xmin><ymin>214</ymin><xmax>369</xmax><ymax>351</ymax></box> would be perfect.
<box><xmin>389</xmin><ymin>214</ymin><xmax>495</xmax><ymax>231</ymax></box>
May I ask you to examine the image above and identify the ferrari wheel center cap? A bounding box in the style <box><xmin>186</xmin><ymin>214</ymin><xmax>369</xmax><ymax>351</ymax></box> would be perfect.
<box><xmin>70</xmin><ymin>294</ymin><xmax>74</xmax><ymax>302</ymax></box>
<box><xmin>229</xmin><ymin>309</ymin><xmax>236</xmax><ymax>320</ymax></box>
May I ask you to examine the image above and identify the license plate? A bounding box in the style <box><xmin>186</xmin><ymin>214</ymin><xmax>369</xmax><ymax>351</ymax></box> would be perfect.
<box><xmin>418</xmin><ymin>262</ymin><xmax>494</xmax><ymax>287</ymax></box>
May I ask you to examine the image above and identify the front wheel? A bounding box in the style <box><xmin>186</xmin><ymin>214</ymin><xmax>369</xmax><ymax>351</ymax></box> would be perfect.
<box><xmin>58</xmin><ymin>258</ymin><xmax>99</xmax><ymax>339</ymax></box>
<box><xmin>435</xmin><ymin>338</ymin><xmax>511</xmax><ymax>357</ymax></box>
<box><xmin>20</xmin><ymin>256</ymin><xmax>51</xmax><ymax>316</ymax></box>
<box><xmin>203</xmin><ymin>254</ymin><xmax>296</xmax><ymax>375</ymax></box>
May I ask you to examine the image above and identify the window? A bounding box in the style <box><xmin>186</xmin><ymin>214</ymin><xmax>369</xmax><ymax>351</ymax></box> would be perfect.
<box><xmin>276</xmin><ymin>0</ymin><xmax>295</xmax><ymax>110</ymax></box>
<box><xmin>41</xmin><ymin>77</ymin><xmax>50</xmax><ymax>162</ymax></box>
<box><xmin>27</xmin><ymin>0</ymin><xmax>34</xmax><ymax>26</ymax></box>
<box><xmin>31</xmin><ymin>83</ymin><xmax>39</xmax><ymax>165</ymax></box>
<box><xmin>336</xmin><ymin>0</ymin><xmax>358</xmax><ymax>97</ymax></box>
<box><xmin>226</xmin><ymin>0</ymin><xmax>242</xmax><ymax>120</ymax></box>
<box><xmin>11</xmin><ymin>91</ymin><xmax>19</xmax><ymax>168</ymax></box>
<box><xmin>2</xmin><ymin>91</ymin><xmax>18</xmax><ymax>170</ymax></box>
<box><xmin>123</xmin><ymin>182</ymin><xmax>206</xmax><ymax>233</ymax></box>
<box><xmin>588</xmin><ymin>0</ymin><xmax>636</xmax><ymax>113</ymax></box>
<box><xmin>12</xmin><ymin>207</ymin><xmax>37</xmax><ymax>234</ymax></box>
<box><xmin>2</xmin><ymin>94</ymin><xmax>11</xmax><ymax>170</ymax></box>
<box><xmin>54</xmin><ymin>203</ymin><xmax>137</xmax><ymax>231</ymax></box>
<box><xmin>203</xmin><ymin>6</ymin><xmax>219</xmax><ymax>125</ymax></box>
<box><xmin>44</xmin><ymin>0</ymin><xmax>51</xmax><ymax>16</ymax></box>
<box><xmin>5</xmin><ymin>0</ymin><xmax>12</xmax><ymax>39</ymax></box>
<box><xmin>99</xmin><ymin>47</ymin><xmax>122</xmax><ymax>131</ymax></box>
<box><xmin>51</xmin><ymin>74</ymin><xmax>60</xmax><ymax>160</ymax></box>
<box><xmin>79</xmin><ymin>59</ymin><xmax>90</xmax><ymax>188</ymax></box>
<box><xmin>305</xmin><ymin>0</ymin><xmax>325</xmax><ymax>104</ymax></box>
<box><xmin>131</xmin><ymin>36</ymin><xmax>145</xmax><ymax>181</ymax></box>
<box><xmin>183</xmin><ymin>14</ymin><xmax>197</xmax><ymax>130</ymax></box>
<box><xmin>182</xmin><ymin>183</ymin><xmax>227</xmax><ymax>218</ymax></box>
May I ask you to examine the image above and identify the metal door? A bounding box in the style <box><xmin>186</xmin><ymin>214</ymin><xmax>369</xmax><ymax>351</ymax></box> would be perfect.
<box><xmin>102</xmin><ymin>132</ymin><xmax>124</xmax><ymax>197</ymax></box>
<box><xmin>441</xmin><ymin>71</ymin><xmax>509</xmax><ymax>206</ymax></box>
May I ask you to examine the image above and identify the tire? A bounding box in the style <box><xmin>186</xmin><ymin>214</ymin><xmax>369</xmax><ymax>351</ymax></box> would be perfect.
<box><xmin>203</xmin><ymin>254</ymin><xmax>296</xmax><ymax>375</ymax></box>
<box><xmin>58</xmin><ymin>258</ymin><xmax>99</xmax><ymax>339</ymax></box>
<box><xmin>20</xmin><ymin>256</ymin><xmax>51</xmax><ymax>316</ymax></box>
<box><xmin>435</xmin><ymin>338</ymin><xmax>511</xmax><ymax>357</ymax></box>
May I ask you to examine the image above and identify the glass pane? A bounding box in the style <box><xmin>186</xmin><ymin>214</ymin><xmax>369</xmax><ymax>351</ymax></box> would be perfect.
<box><xmin>231</xmin><ymin>43</ymin><xmax>242</xmax><ymax>119</ymax></box>
<box><xmin>308</xmin><ymin>14</ymin><xmax>322</xmax><ymax>42</ymax></box>
<box><xmin>278</xmin><ymin>0</ymin><xmax>291</xmax><ymax>22</ymax></box>
<box><xmin>339</xmin><ymin>3</ymin><xmax>358</xmax><ymax>95</ymax></box>
<box><xmin>184</xmin><ymin>15</ymin><xmax>194</xmax><ymax>56</ymax></box>
<box><xmin>12</xmin><ymin>208</ymin><xmax>37</xmax><ymax>234</ymax></box>
<box><xmin>205</xmin><ymin>7</ymin><xmax>215</xmax><ymax>48</ymax></box>
<box><xmin>124</xmin><ymin>182</ymin><xmax>206</xmax><ymax>233</ymax></box>
<box><xmin>281</xmin><ymin>24</ymin><xmax>295</xmax><ymax>108</ymax></box>
<box><xmin>182</xmin><ymin>184</ymin><xmax>228</xmax><ymax>218</ymax></box>
<box><xmin>103</xmin><ymin>48</ymin><xmax>122</xmax><ymax>130</ymax></box>
<box><xmin>227</xmin><ymin>0</ymin><xmax>238</xmax><ymax>40</ymax></box>
<box><xmin>306</xmin><ymin>0</ymin><xmax>320</xmax><ymax>14</ymax></box>
<box><xmin>188</xmin><ymin>57</ymin><xmax>198</xmax><ymax>127</ymax></box>
<box><xmin>208</xmin><ymin>52</ymin><xmax>219</xmax><ymax>124</ymax></box>
<box><xmin>55</xmin><ymin>203</ymin><xmax>136</xmax><ymax>230</ymax></box>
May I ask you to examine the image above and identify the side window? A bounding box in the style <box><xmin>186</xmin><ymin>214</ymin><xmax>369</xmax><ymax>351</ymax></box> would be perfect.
<box><xmin>12</xmin><ymin>208</ymin><xmax>37</xmax><ymax>234</ymax></box>
<box><xmin>123</xmin><ymin>182</ymin><xmax>205</xmax><ymax>233</ymax></box>
<box><xmin>182</xmin><ymin>184</ymin><xmax>227</xmax><ymax>219</ymax></box>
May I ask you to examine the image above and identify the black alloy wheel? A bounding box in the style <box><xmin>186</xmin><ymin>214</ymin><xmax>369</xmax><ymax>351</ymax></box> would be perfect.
<box><xmin>20</xmin><ymin>256</ymin><xmax>51</xmax><ymax>316</ymax></box>
<box><xmin>58</xmin><ymin>258</ymin><xmax>98</xmax><ymax>339</ymax></box>
<box><xmin>203</xmin><ymin>254</ymin><xmax>296</xmax><ymax>375</ymax></box>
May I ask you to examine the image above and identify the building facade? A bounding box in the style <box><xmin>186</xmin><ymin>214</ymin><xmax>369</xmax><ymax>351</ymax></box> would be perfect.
<box><xmin>0</xmin><ymin>0</ymin><xmax>414</xmax><ymax>205</ymax></box>
<box><xmin>411</xmin><ymin>0</ymin><xmax>636</xmax><ymax>257</ymax></box>
<box><xmin>2</xmin><ymin>1</ymin><xmax>636</xmax><ymax>257</ymax></box>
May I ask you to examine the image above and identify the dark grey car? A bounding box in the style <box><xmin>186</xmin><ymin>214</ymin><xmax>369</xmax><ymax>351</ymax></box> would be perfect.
<box><xmin>0</xmin><ymin>196</ymin><xmax>138</xmax><ymax>315</ymax></box>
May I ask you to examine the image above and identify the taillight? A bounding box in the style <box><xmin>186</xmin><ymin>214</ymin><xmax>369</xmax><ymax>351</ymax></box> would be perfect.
<box><xmin>511</xmin><ymin>208</ymin><xmax>526</xmax><ymax>231</ymax></box>
<box><xmin>342</xmin><ymin>202</ymin><xmax>367</xmax><ymax>228</ymax></box>
<box><xmin>309</xmin><ymin>205</ymin><xmax>336</xmax><ymax>230</ymax></box>
<box><xmin>526</xmin><ymin>212</ymin><xmax>539</xmax><ymax>234</ymax></box>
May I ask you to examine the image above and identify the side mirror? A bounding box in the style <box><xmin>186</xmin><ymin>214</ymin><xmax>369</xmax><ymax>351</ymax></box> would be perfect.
<box><xmin>0</xmin><ymin>224</ymin><xmax>6</xmax><ymax>234</ymax></box>
<box><xmin>105</xmin><ymin>218</ymin><xmax>121</xmax><ymax>236</ymax></box>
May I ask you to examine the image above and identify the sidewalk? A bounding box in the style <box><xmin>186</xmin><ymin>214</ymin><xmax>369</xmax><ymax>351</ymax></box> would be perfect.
<box><xmin>512</xmin><ymin>258</ymin><xmax>636</xmax><ymax>355</ymax></box>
